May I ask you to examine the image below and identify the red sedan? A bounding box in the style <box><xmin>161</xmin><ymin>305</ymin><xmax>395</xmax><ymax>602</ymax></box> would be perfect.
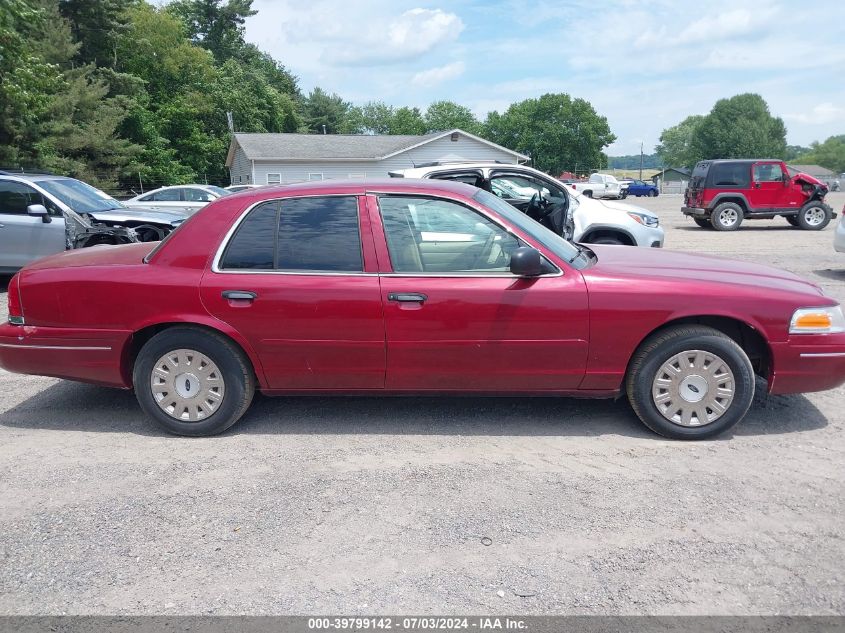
<box><xmin>2</xmin><ymin>179</ymin><xmax>844</xmax><ymax>439</ymax></box>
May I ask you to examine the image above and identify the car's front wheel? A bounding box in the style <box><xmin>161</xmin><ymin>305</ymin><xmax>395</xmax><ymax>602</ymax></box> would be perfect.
<box><xmin>710</xmin><ymin>202</ymin><xmax>744</xmax><ymax>231</ymax></box>
<box><xmin>133</xmin><ymin>327</ymin><xmax>255</xmax><ymax>436</ymax></box>
<box><xmin>797</xmin><ymin>202</ymin><xmax>832</xmax><ymax>230</ymax></box>
<box><xmin>626</xmin><ymin>325</ymin><xmax>755</xmax><ymax>440</ymax></box>
<box><xmin>648</xmin><ymin>189</ymin><xmax>658</xmax><ymax>197</ymax></box>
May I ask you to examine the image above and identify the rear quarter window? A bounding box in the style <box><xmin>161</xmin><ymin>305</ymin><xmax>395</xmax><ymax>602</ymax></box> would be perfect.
<box><xmin>707</xmin><ymin>163</ymin><xmax>750</xmax><ymax>188</ymax></box>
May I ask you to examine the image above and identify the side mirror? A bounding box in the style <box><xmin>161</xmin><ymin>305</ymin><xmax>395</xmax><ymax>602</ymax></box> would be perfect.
<box><xmin>27</xmin><ymin>204</ymin><xmax>51</xmax><ymax>224</ymax></box>
<box><xmin>509</xmin><ymin>247</ymin><xmax>544</xmax><ymax>277</ymax></box>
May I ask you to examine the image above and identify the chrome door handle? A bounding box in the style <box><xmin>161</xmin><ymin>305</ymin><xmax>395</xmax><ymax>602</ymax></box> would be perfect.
<box><xmin>388</xmin><ymin>292</ymin><xmax>427</xmax><ymax>303</ymax></box>
<box><xmin>222</xmin><ymin>290</ymin><xmax>257</xmax><ymax>301</ymax></box>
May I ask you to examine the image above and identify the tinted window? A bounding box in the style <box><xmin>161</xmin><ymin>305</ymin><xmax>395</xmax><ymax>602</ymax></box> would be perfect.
<box><xmin>185</xmin><ymin>188</ymin><xmax>215</xmax><ymax>202</ymax></box>
<box><xmin>0</xmin><ymin>181</ymin><xmax>42</xmax><ymax>215</ymax></box>
<box><xmin>147</xmin><ymin>189</ymin><xmax>182</xmax><ymax>202</ymax></box>
<box><xmin>708</xmin><ymin>163</ymin><xmax>750</xmax><ymax>188</ymax></box>
<box><xmin>219</xmin><ymin>202</ymin><xmax>277</xmax><ymax>270</ymax></box>
<box><xmin>277</xmin><ymin>196</ymin><xmax>362</xmax><ymax>272</ymax></box>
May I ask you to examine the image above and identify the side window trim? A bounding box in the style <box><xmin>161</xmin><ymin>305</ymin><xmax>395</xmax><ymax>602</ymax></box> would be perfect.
<box><xmin>212</xmin><ymin>194</ymin><xmax>370</xmax><ymax>275</ymax></box>
<box><xmin>374</xmin><ymin>193</ymin><xmax>561</xmax><ymax>277</ymax></box>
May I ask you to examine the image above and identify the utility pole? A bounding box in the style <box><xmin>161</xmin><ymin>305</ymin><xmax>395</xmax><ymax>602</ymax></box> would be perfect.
<box><xmin>639</xmin><ymin>141</ymin><xmax>644</xmax><ymax>180</ymax></box>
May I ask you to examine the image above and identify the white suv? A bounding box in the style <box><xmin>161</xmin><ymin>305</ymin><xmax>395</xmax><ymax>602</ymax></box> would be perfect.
<box><xmin>390</xmin><ymin>163</ymin><xmax>664</xmax><ymax>248</ymax></box>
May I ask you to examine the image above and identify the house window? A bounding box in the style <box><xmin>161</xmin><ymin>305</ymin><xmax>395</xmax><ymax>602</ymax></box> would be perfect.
<box><xmin>267</xmin><ymin>173</ymin><xmax>282</xmax><ymax>185</ymax></box>
<box><xmin>308</xmin><ymin>173</ymin><xmax>323</xmax><ymax>181</ymax></box>
<box><xmin>348</xmin><ymin>173</ymin><xmax>366</xmax><ymax>179</ymax></box>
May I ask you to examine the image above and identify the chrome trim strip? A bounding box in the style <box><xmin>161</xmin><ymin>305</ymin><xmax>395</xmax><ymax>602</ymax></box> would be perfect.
<box><xmin>0</xmin><ymin>343</ymin><xmax>112</xmax><ymax>351</ymax></box>
<box><xmin>210</xmin><ymin>191</ymin><xmax>564</xmax><ymax>279</ymax></box>
<box><xmin>799</xmin><ymin>352</ymin><xmax>845</xmax><ymax>358</ymax></box>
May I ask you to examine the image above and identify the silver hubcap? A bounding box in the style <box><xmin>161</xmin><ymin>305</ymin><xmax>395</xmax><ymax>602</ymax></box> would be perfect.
<box><xmin>718</xmin><ymin>208</ymin><xmax>738</xmax><ymax>226</ymax></box>
<box><xmin>651</xmin><ymin>350</ymin><xmax>735</xmax><ymax>427</ymax></box>
<box><xmin>150</xmin><ymin>349</ymin><xmax>225</xmax><ymax>422</ymax></box>
<box><xmin>803</xmin><ymin>206</ymin><xmax>825</xmax><ymax>225</ymax></box>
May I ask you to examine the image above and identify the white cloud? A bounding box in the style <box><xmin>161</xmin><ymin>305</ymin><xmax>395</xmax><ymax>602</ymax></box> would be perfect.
<box><xmin>412</xmin><ymin>61</ymin><xmax>466</xmax><ymax>87</ymax></box>
<box><xmin>784</xmin><ymin>103</ymin><xmax>845</xmax><ymax>126</ymax></box>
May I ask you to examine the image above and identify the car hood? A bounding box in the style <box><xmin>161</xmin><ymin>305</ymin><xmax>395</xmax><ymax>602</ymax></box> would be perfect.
<box><xmin>595</xmin><ymin>198</ymin><xmax>658</xmax><ymax>218</ymax></box>
<box><xmin>89</xmin><ymin>207</ymin><xmax>189</xmax><ymax>225</ymax></box>
<box><xmin>582</xmin><ymin>244</ymin><xmax>827</xmax><ymax>298</ymax></box>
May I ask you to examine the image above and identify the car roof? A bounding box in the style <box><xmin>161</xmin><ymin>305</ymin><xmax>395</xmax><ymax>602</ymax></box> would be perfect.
<box><xmin>228</xmin><ymin>177</ymin><xmax>481</xmax><ymax>199</ymax></box>
<box><xmin>699</xmin><ymin>159</ymin><xmax>781</xmax><ymax>165</ymax></box>
<box><xmin>0</xmin><ymin>172</ymin><xmax>74</xmax><ymax>183</ymax></box>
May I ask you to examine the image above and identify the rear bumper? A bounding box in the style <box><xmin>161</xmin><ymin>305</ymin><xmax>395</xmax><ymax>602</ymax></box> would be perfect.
<box><xmin>682</xmin><ymin>206</ymin><xmax>707</xmax><ymax>217</ymax></box>
<box><xmin>0</xmin><ymin>323</ymin><xmax>132</xmax><ymax>388</ymax></box>
<box><xmin>769</xmin><ymin>334</ymin><xmax>845</xmax><ymax>394</ymax></box>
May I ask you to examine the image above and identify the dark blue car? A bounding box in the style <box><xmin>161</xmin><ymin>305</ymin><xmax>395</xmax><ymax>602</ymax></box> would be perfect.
<box><xmin>623</xmin><ymin>179</ymin><xmax>659</xmax><ymax>197</ymax></box>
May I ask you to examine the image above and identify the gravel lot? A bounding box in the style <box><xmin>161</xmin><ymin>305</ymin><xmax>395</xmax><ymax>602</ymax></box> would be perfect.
<box><xmin>1</xmin><ymin>193</ymin><xmax>844</xmax><ymax>615</ymax></box>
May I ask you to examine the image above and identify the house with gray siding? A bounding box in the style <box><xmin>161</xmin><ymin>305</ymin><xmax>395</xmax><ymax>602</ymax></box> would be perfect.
<box><xmin>225</xmin><ymin>129</ymin><xmax>528</xmax><ymax>185</ymax></box>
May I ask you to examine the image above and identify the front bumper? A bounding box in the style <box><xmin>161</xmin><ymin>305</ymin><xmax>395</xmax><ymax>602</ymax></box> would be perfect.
<box><xmin>632</xmin><ymin>224</ymin><xmax>665</xmax><ymax>248</ymax></box>
<box><xmin>835</xmin><ymin>216</ymin><xmax>845</xmax><ymax>253</ymax></box>
<box><xmin>769</xmin><ymin>333</ymin><xmax>845</xmax><ymax>394</ymax></box>
<box><xmin>0</xmin><ymin>323</ymin><xmax>131</xmax><ymax>388</ymax></box>
<box><xmin>682</xmin><ymin>206</ymin><xmax>707</xmax><ymax>217</ymax></box>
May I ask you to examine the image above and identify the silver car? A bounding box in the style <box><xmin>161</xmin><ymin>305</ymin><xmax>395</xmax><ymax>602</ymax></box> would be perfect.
<box><xmin>124</xmin><ymin>184</ymin><xmax>230</xmax><ymax>215</ymax></box>
<box><xmin>835</xmin><ymin>204</ymin><xmax>845</xmax><ymax>254</ymax></box>
<box><xmin>0</xmin><ymin>172</ymin><xmax>187</xmax><ymax>272</ymax></box>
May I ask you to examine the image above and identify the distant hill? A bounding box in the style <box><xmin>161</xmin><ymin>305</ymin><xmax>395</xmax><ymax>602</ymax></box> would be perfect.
<box><xmin>608</xmin><ymin>153</ymin><xmax>661</xmax><ymax>169</ymax></box>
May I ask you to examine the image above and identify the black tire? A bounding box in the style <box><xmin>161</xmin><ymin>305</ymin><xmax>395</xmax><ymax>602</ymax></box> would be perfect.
<box><xmin>625</xmin><ymin>325</ymin><xmax>755</xmax><ymax>440</ymax></box>
<box><xmin>648</xmin><ymin>189</ymin><xmax>658</xmax><ymax>197</ymax></box>
<box><xmin>133</xmin><ymin>327</ymin><xmax>256</xmax><ymax>436</ymax></box>
<box><xmin>796</xmin><ymin>202</ymin><xmax>832</xmax><ymax>231</ymax></box>
<box><xmin>784</xmin><ymin>215</ymin><xmax>800</xmax><ymax>227</ymax></box>
<box><xmin>591</xmin><ymin>237</ymin><xmax>625</xmax><ymax>245</ymax></box>
<box><xmin>583</xmin><ymin>190</ymin><xmax>593</xmax><ymax>198</ymax></box>
<box><xmin>693</xmin><ymin>217</ymin><xmax>712</xmax><ymax>229</ymax></box>
<box><xmin>710</xmin><ymin>201</ymin><xmax>744</xmax><ymax>231</ymax></box>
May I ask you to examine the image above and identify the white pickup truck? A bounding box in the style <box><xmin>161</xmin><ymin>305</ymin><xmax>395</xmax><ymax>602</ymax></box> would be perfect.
<box><xmin>569</xmin><ymin>173</ymin><xmax>626</xmax><ymax>199</ymax></box>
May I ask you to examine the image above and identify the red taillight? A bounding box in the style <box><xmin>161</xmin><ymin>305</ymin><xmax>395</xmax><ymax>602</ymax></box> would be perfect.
<box><xmin>7</xmin><ymin>273</ymin><xmax>23</xmax><ymax>325</ymax></box>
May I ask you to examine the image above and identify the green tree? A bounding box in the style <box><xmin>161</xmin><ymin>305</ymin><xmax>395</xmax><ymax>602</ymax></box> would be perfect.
<box><xmin>58</xmin><ymin>0</ymin><xmax>133</xmax><ymax>67</ymax></box>
<box><xmin>348</xmin><ymin>101</ymin><xmax>395</xmax><ymax>134</ymax></box>
<box><xmin>655</xmin><ymin>115</ymin><xmax>704</xmax><ymax>168</ymax></box>
<box><xmin>424</xmin><ymin>100</ymin><xmax>480</xmax><ymax>134</ymax></box>
<box><xmin>167</xmin><ymin>0</ymin><xmax>256</xmax><ymax>63</ymax></box>
<box><xmin>389</xmin><ymin>106</ymin><xmax>426</xmax><ymax>135</ymax></box>
<box><xmin>690</xmin><ymin>93</ymin><xmax>786</xmax><ymax>162</ymax></box>
<box><xmin>303</xmin><ymin>87</ymin><xmax>352</xmax><ymax>134</ymax></box>
<box><xmin>785</xmin><ymin>144</ymin><xmax>811</xmax><ymax>161</ymax></box>
<box><xmin>0</xmin><ymin>0</ymin><xmax>60</xmax><ymax>164</ymax></box>
<box><xmin>483</xmin><ymin>93</ymin><xmax>615</xmax><ymax>174</ymax></box>
<box><xmin>795</xmin><ymin>135</ymin><xmax>845</xmax><ymax>173</ymax></box>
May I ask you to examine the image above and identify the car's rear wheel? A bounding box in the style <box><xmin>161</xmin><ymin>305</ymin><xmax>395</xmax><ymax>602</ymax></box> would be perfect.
<box><xmin>693</xmin><ymin>217</ymin><xmax>712</xmax><ymax>228</ymax></box>
<box><xmin>710</xmin><ymin>202</ymin><xmax>744</xmax><ymax>231</ymax></box>
<box><xmin>785</xmin><ymin>215</ymin><xmax>800</xmax><ymax>227</ymax></box>
<box><xmin>797</xmin><ymin>202</ymin><xmax>832</xmax><ymax>230</ymax></box>
<box><xmin>133</xmin><ymin>327</ymin><xmax>255</xmax><ymax>436</ymax></box>
<box><xmin>626</xmin><ymin>325</ymin><xmax>755</xmax><ymax>440</ymax></box>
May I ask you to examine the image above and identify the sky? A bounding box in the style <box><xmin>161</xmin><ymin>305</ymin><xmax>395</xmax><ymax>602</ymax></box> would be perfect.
<box><xmin>242</xmin><ymin>0</ymin><xmax>845</xmax><ymax>155</ymax></box>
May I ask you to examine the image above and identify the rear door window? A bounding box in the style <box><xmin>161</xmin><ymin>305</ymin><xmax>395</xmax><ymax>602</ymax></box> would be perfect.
<box><xmin>708</xmin><ymin>163</ymin><xmax>750</xmax><ymax>188</ymax></box>
<box><xmin>219</xmin><ymin>196</ymin><xmax>363</xmax><ymax>273</ymax></box>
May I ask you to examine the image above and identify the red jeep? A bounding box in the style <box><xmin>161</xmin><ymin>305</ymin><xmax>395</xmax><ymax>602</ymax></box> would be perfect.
<box><xmin>682</xmin><ymin>159</ymin><xmax>835</xmax><ymax>231</ymax></box>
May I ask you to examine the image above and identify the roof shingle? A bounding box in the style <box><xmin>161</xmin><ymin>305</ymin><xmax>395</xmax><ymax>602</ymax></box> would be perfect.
<box><xmin>233</xmin><ymin>132</ymin><xmax>442</xmax><ymax>161</ymax></box>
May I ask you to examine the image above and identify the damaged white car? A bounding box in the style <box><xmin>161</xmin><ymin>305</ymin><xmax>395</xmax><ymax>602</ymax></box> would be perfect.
<box><xmin>0</xmin><ymin>172</ymin><xmax>187</xmax><ymax>272</ymax></box>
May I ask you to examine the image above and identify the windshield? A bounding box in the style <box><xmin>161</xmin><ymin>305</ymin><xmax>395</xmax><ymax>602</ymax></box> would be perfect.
<box><xmin>38</xmin><ymin>178</ymin><xmax>124</xmax><ymax>213</ymax></box>
<box><xmin>472</xmin><ymin>189</ymin><xmax>586</xmax><ymax>269</ymax></box>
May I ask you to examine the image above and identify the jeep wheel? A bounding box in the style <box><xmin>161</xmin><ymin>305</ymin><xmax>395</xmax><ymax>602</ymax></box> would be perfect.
<box><xmin>693</xmin><ymin>218</ymin><xmax>712</xmax><ymax>229</ymax></box>
<box><xmin>785</xmin><ymin>215</ymin><xmax>800</xmax><ymax>227</ymax></box>
<box><xmin>711</xmin><ymin>202</ymin><xmax>744</xmax><ymax>231</ymax></box>
<box><xmin>797</xmin><ymin>202</ymin><xmax>832</xmax><ymax>231</ymax></box>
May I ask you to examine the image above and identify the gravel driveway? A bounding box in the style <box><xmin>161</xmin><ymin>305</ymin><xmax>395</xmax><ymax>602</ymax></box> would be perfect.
<box><xmin>1</xmin><ymin>193</ymin><xmax>843</xmax><ymax>615</ymax></box>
